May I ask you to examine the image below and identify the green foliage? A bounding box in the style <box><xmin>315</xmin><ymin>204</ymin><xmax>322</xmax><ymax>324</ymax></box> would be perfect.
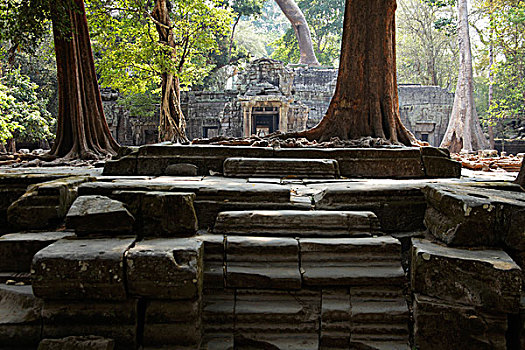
<box><xmin>87</xmin><ymin>0</ymin><xmax>233</xmax><ymax>96</ymax></box>
<box><xmin>0</xmin><ymin>69</ymin><xmax>55</xmax><ymax>142</ymax></box>
<box><xmin>271</xmin><ymin>0</ymin><xmax>344</xmax><ymax>66</ymax></box>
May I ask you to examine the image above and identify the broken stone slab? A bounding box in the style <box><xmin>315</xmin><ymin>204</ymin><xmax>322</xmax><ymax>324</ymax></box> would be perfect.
<box><xmin>143</xmin><ymin>299</ymin><xmax>201</xmax><ymax>348</ymax></box>
<box><xmin>350</xmin><ymin>287</ymin><xmax>409</xmax><ymax>349</ymax></box>
<box><xmin>411</xmin><ymin>238</ymin><xmax>522</xmax><ymax>313</ymax></box>
<box><xmin>38</xmin><ymin>336</ymin><xmax>115</xmax><ymax>350</ymax></box>
<box><xmin>413</xmin><ymin>293</ymin><xmax>507</xmax><ymax>350</ymax></box>
<box><xmin>0</xmin><ymin>284</ymin><xmax>43</xmax><ymax>349</ymax></box>
<box><xmin>225</xmin><ymin>236</ymin><xmax>301</xmax><ymax>289</ymax></box>
<box><xmin>0</xmin><ymin>231</ymin><xmax>75</xmax><ymax>272</ymax></box>
<box><xmin>126</xmin><ymin>238</ymin><xmax>203</xmax><ymax>299</ymax></box>
<box><xmin>223</xmin><ymin>157</ymin><xmax>340</xmax><ymax>178</ymax></box>
<box><xmin>235</xmin><ymin>289</ymin><xmax>320</xmax><ymax>334</ymax></box>
<box><xmin>65</xmin><ymin>195</ymin><xmax>134</xmax><ymax>236</ymax></box>
<box><xmin>196</xmin><ymin>234</ymin><xmax>225</xmax><ymax>290</ymax></box>
<box><xmin>214</xmin><ymin>210</ymin><xmax>381</xmax><ymax>237</ymax></box>
<box><xmin>112</xmin><ymin>191</ymin><xmax>198</xmax><ymax>237</ymax></box>
<box><xmin>32</xmin><ymin>237</ymin><xmax>135</xmax><ymax>300</ymax></box>
<box><xmin>300</xmin><ymin>236</ymin><xmax>405</xmax><ymax>287</ymax></box>
<box><xmin>7</xmin><ymin>176</ymin><xmax>93</xmax><ymax>231</ymax></box>
<box><xmin>202</xmin><ymin>289</ymin><xmax>235</xmax><ymax>334</ymax></box>
<box><xmin>320</xmin><ymin>289</ymin><xmax>351</xmax><ymax>349</ymax></box>
<box><xmin>41</xmin><ymin>299</ymin><xmax>137</xmax><ymax>350</ymax></box>
<box><xmin>315</xmin><ymin>181</ymin><xmax>428</xmax><ymax>233</ymax></box>
<box><xmin>421</xmin><ymin>146</ymin><xmax>462</xmax><ymax>178</ymax></box>
<box><xmin>422</xmin><ymin>184</ymin><xmax>525</xmax><ymax>246</ymax></box>
<box><xmin>165</xmin><ymin>163</ymin><xmax>199</xmax><ymax>176</ymax></box>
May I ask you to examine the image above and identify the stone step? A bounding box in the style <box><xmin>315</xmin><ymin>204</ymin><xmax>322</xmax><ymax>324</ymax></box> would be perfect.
<box><xmin>214</xmin><ymin>210</ymin><xmax>381</xmax><ymax>237</ymax></box>
<box><xmin>0</xmin><ymin>231</ymin><xmax>74</xmax><ymax>272</ymax></box>
<box><xmin>300</xmin><ymin>237</ymin><xmax>405</xmax><ymax>287</ymax></box>
<box><xmin>223</xmin><ymin>157</ymin><xmax>340</xmax><ymax>178</ymax></box>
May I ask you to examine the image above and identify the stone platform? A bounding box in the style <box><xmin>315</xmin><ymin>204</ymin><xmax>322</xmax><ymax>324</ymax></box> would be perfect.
<box><xmin>103</xmin><ymin>144</ymin><xmax>461</xmax><ymax>179</ymax></box>
<box><xmin>0</xmin><ymin>162</ymin><xmax>524</xmax><ymax>349</ymax></box>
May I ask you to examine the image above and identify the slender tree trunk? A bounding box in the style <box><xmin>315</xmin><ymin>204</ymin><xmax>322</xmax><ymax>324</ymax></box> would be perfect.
<box><xmin>440</xmin><ymin>0</ymin><xmax>489</xmax><ymax>153</ymax></box>
<box><xmin>7</xmin><ymin>139</ymin><xmax>15</xmax><ymax>153</ymax></box>
<box><xmin>228</xmin><ymin>15</ymin><xmax>241</xmax><ymax>63</ymax></box>
<box><xmin>152</xmin><ymin>0</ymin><xmax>189</xmax><ymax>143</ymax></box>
<box><xmin>517</xmin><ymin>159</ymin><xmax>525</xmax><ymax>187</ymax></box>
<box><xmin>288</xmin><ymin>0</ymin><xmax>417</xmax><ymax>145</ymax></box>
<box><xmin>274</xmin><ymin>0</ymin><xmax>320</xmax><ymax>66</ymax></box>
<box><xmin>49</xmin><ymin>0</ymin><xmax>119</xmax><ymax>160</ymax></box>
<box><xmin>487</xmin><ymin>0</ymin><xmax>495</xmax><ymax>149</ymax></box>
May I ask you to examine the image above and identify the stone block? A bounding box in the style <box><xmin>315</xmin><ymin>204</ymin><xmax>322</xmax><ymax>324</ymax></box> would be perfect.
<box><xmin>113</xmin><ymin>191</ymin><xmax>198</xmax><ymax>237</ymax></box>
<box><xmin>411</xmin><ymin>238</ymin><xmax>522</xmax><ymax>313</ymax></box>
<box><xmin>143</xmin><ymin>299</ymin><xmax>201</xmax><ymax>347</ymax></box>
<box><xmin>320</xmin><ymin>289</ymin><xmax>350</xmax><ymax>349</ymax></box>
<box><xmin>225</xmin><ymin>236</ymin><xmax>301</xmax><ymax>289</ymax></box>
<box><xmin>234</xmin><ymin>289</ymin><xmax>320</xmax><ymax>348</ymax></box>
<box><xmin>201</xmin><ymin>334</ymin><xmax>234</xmax><ymax>350</ymax></box>
<box><xmin>223</xmin><ymin>157</ymin><xmax>340</xmax><ymax>178</ymax></box>
<box><xmin>202</xmin><ymin>289</ymin><xmax>235</xmax><ymax>334</ymax></box>
<box><xmin>421</xmin><ymin>147</ymin><xmax>461</xmax><ymax>178</ymax></box>
<box><xmin>42</xmin><ymin>299</ymin><xmax>137</xmax><ymax>350</ymax></box>
<box><xmin>164</xmin><ymin>163</ymin><xmax>198</xmax><ymax>176</ymax></box>
<box><xmin>300</xmin><ymin>237</ymin><xmax>405</xmax><ymax>287</ymax></box>
<box><xmin>315</xmin><ymin>182</ymin><xmax>427</xmax><ymax>233</ymax></box>
<box><xmin>214</xmin><ymin>210</ymin><xmax>381</xmax><ymax>237</ymax></box>
<box><xmin>0</xmin><ymin>285</ymin><xmax>43</xmax><ymax>348</ymax></box>
<box><xmin>350</xmin><ymin>287</ymin><xmax>409</xmax><ymax>349</ymax></box>
<box><xmin>196</xmin><ymin>234</ymin><xmax>225</xmax><ymax>290</ymax></box>
<box><xmin>413</xmin><ymin>294</ymin><xmax>507</xmax><ymax>350</ymax></box>
<box><xmin>65</xmin><ymin>195</ymin><xmax>134</xmax><ymax>236</ymax></box>
<box><xmin>32</xmin><ymin>237</ymin><xmax>135</xmax><ymax>300</ymax></box>
<box><xmin>0</xmin><ymin>231</ymin><xmax>74</xmax><ymax>272</ymax></box>
<box><xmin>38</xmin><ymin>336</ymin><xmax>115</xmax><ymax>350</ymax></box>
<box><xmin>7</xmin><ymin>176</ymin><xmax>92</xmax><ymax>231</ymax></box>
<box><xmin>126</xmin><ymin>238</ymin><xmax>203</xmax><ymax>299</ymax></box>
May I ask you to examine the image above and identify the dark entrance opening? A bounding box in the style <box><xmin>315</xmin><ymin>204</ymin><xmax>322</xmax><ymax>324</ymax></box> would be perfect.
<box><xmin>252</xmin><ymin>106</ymin><xmax>279</xmax><ymax>136</ymax></box>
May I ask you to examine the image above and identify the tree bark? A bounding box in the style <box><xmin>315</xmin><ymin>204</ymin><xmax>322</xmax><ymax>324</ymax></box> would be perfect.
<box><xmin>152</xmin><ymin>0</ymin><xmax>189</xmax><ymax>143</ymax></box>
<box><xmin>289</xmin><ymin>0</ymin><xmax>417</xmax><ymax>145</ymax></box>
<box><xmin>517</xmin><ymin>159</ymin><xmax>525</xmax><ymax>188</ymax></box>
<box><xmin>440</xmin><ymin>0</ymin><xmax>489</xmax><ymax>153</ymax></box>
<box><xmin>274</xmin><ymin>0</ymin><xmax>320</xmax><ymax>66</ymax></box>
<box><xmin>487</xmin><ymin>0</ymin><xmax>495</xmax><ymax>149</ymax></box>
<box><xmin>49</xmin><ymin>0</ymin><xmax>119</xmax><ymax>160</ymax></box>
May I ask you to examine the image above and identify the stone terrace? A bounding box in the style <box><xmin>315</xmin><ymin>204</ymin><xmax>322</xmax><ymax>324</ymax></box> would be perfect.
<box><xmin>0</xmin><ymin>146</ymin><xmax>524</xmax><ymax>350</ymax></box>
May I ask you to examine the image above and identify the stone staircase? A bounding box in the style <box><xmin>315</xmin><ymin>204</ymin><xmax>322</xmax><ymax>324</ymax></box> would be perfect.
<box><xmin>200</xmin><ymin>209</ymin><xmax>410</xmax><ymax>350</ymax></box>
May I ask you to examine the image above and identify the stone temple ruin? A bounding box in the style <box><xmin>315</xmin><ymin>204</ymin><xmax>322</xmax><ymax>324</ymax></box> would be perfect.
<box><xmin>103</xmin><ymin>59</ymin><xmax>454</xmax><ymax>147</ymax></box>
<box><xmin>0</xmin><ymin>142</ymin><xmax>524</xmax><ymax>349</ymax></box>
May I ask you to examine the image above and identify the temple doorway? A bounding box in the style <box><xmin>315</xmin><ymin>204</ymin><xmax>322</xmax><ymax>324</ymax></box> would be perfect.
<box><xmin>251</xmin><ymin>106</ymin><xmax>279</xmax><ymax>136</ymax></box>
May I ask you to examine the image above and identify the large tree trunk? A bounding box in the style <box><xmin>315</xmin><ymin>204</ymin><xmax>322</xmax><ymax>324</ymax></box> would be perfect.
<box><xmin>440</xmin><ymin>0</ymin><xmax>489</xmax><ymax>153</ymax></box>
<box><xmin>152</xmin><ymin>0</ymin><xmax>189</xmax><ymax>143</ymax></box>
<box><xmin>50</xmin><ymin>0</ymin><xmax>119</xmax><ymax>160</ymax></box>
<box><xmin>274</xmin><ymin>0</ymin><xmax>320</xmax><ymax>66</ymax></box>
<box><xmin>291</xmin><ymin>0</ymin><xmax>417</xmax><ymax>145</ymax></box>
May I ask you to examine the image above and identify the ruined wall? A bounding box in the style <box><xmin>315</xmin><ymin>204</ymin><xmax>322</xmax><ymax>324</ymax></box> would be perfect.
<box><xmin>102</xmin><ymin>61</ymin><xmax>454</xmax><ymax>146</ymax></box>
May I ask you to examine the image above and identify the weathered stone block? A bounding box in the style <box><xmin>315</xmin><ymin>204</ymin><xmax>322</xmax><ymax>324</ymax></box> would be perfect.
<box><xmin>421</xmin><ymin>146</ymin><xmax>461</xmax><ymax>178</ymax></box>
<box><xmin>320</xmin><ymin>289</ymin><xmax>350</xmax><ymax>349</ymax></box>
<box><xmin>225</xmin><ymin>236</ymin><xmax>301</xmax><ymax>289</ymax></box>
<box><xmin>0</xmin><ymin>285</ymin><xmax>43</xmax><ymax>348</ymax></box>
<box><xmin>113</xmin><ymin>191</ymin><xmax>198</xmax><ymax>237</ymax></box>
<box><xmin>223</xmin><ymin>157</ymin><xmax>340</xmax><ymax>178</ymax></box>
<box><xmin>350</xmin><ymin>287</ymin><xmax>409</xmax><ymax>349</ymax></box>
<box><xmin>413</xmin><ymin>294</ymin><xmax>507</xmax><ymax>350</ymax></box>
<box><xmin>196</xmin><ymin>234</ymin><xmax>225</xmax><ymax>289</ymax></box>
<box><xmin>164</xmin><ymin>163</ymin><xmax>198</xmax><ymax>176</ymax></box>
<box><xmin>300</xmin><ymin>237</ymin><xmax>405</xmax><ymax>287</ymax></box>
<box><xmin>214</xmin><ymin>210</ymin><xmax>381</xmax><ymax>237</ymax></box>
<box><xmin>201</xmin><ymin>334</ymin><xmax>234</xmax><ymax>350</ymax></box>
<box><xmin>32</xmin><ymin>237</ymin><xmax>135</xmax><ymax>300</ymax></box>
<box><xmin>411</xmin><ymin>238</ymin><xmax>522</xmax><ymax>313</ymax></box>
<box><xmin>41</xmin><ymin>299</ymin><xmax>137</xmax><ymax>350</ymax></box>
<box><xmin>234</xmin><ymin>289</ymin><xmax>320</xmax><ymax>348</ymax></box>
<box><xmin>126</xmin><ymin>238</ymin><xmax>203</xmax><ymax>299</ymax></box>
<box><xmin>7</xmin><ymin>176</ymin><xmax>92</xmax><ymax>231</ymax></box>
<box><xmin>65</xmin><ymin>195</ymin><xmax>134</xmax><ymax>236</ymax></box>
<box><xmin>0</xmin><ymin>231</ymin><xmax>74</xmax><ymax>272</ymax></box>
<box><xmin>143</xmin><ymin>299</ymin><xmax>201</xmax><ymax>347</ymax></box>
<box><xmin>38</xmin><ymin>336</ymin><xmax>115</xmax><ymax>350</ymax></box>
<box><xmin>202</xmin><ymin>289</ymin><xmax>235</xmax><ymax>334</ymax></box>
